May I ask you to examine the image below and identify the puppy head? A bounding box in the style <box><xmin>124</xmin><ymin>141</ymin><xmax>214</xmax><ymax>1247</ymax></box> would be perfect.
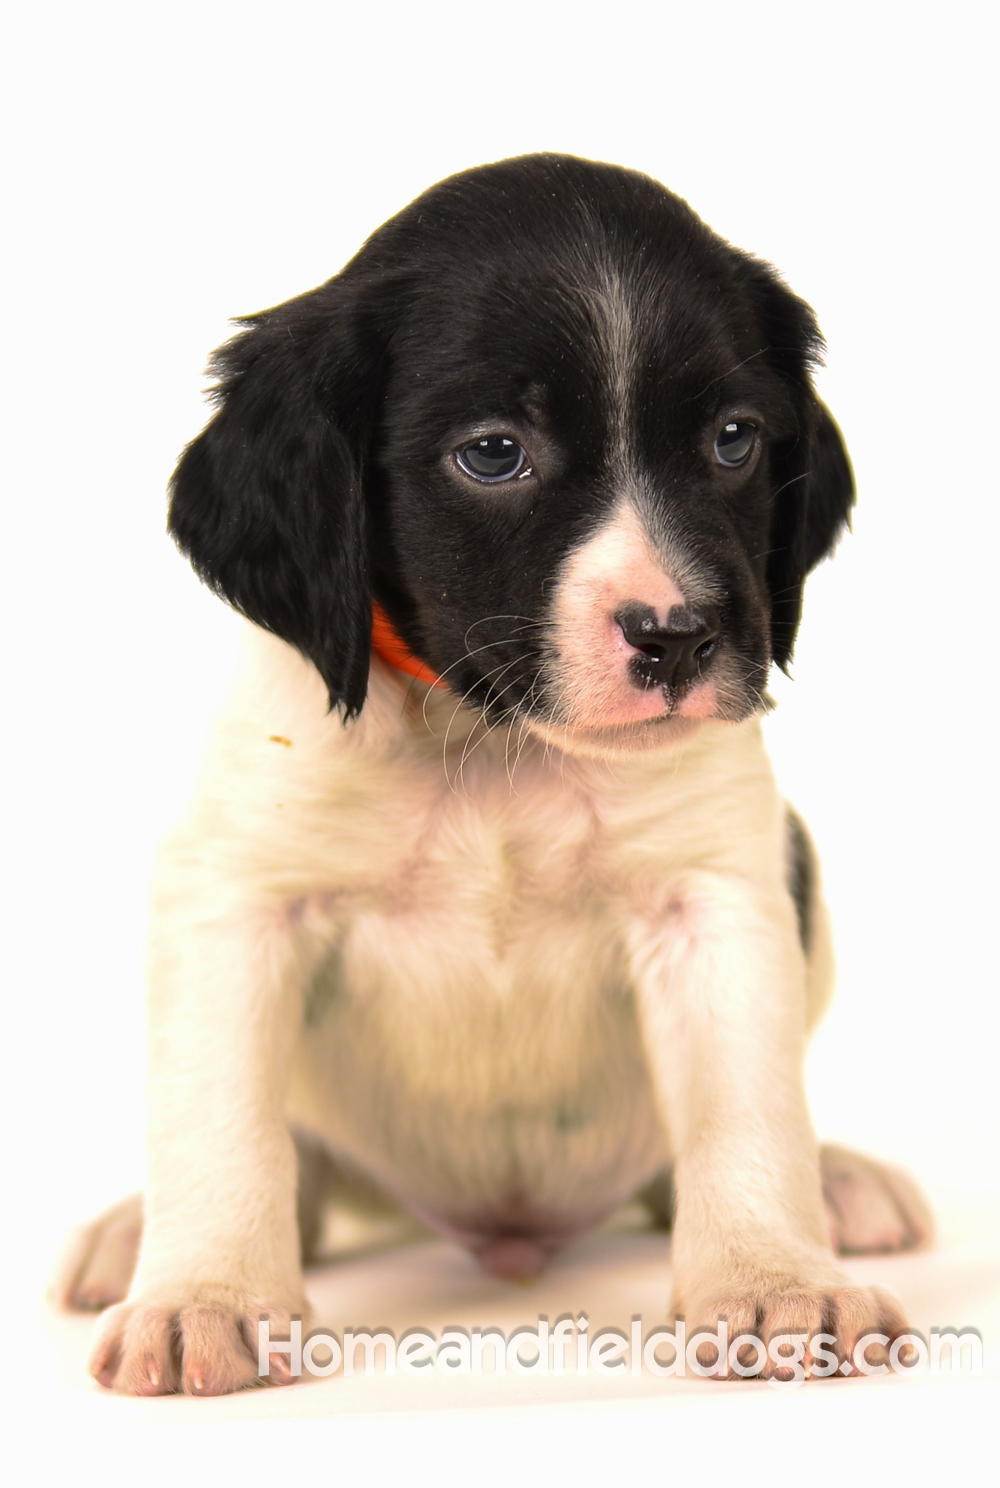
<box><xmin>169</xmin><ymin>154</ymin><xmax>853</xmax><ymax>752</ymax></box>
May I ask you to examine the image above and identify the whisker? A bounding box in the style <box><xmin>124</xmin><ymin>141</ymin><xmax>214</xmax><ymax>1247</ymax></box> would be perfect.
<box><xmin>680</xmin><ymin>346</ymin><xmax>769</xmax><ymax>404</ymax></box>
<box><xmin>450</xmin><ymin>652</ymin><xmax>533</xmax><ymax>790</ymax></box>
<box><xmin>480</xmin><ymin>653</ymin><xmax>529</xmax><ymax>717</ymax></box>
<box><xmin>503</xmin><ymin>698</ymin><xmax>523</xmax><ymax>793</ymax></box>
<box><xmin>441</xmin><ymin>657</ymin><xmax>518</xmax><ymax>791</ymax></box>
<box><xmin>463</xmin><ymin>614</ymin><xmax>546</xmax><ymax>638</ymax></box>
<box><xmin>424</xmin><ymin>632</ymin><xmax>528</xmax><ymax>698</ymax></box>
<box><xmin>772</xmin><ymin>470</ymin><xmax>812</xmax><ymax>499</ymax></box>
<box><xmin>511</xmin><ymin>673</ymin><xmax>542</xmax><ymax>781</ymax></box>
<box><xmin>421</xmin><ymin>622</ymin><xmax>549</xmax><ymax>736</ymax></box>
<box><xmin>454</xmin><ymin>647</ymin><xmax>546</xmax><ymax>791</ymax></box>
<box><xmin>455</xmin><ymin>698</ymin><xmax>521</xmax><ymax>790</ymax></box>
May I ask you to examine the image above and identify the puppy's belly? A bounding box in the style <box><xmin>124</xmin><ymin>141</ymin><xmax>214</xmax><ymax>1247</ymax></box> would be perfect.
<box><xmin>286</xmin><ymin>906</ymin><xmax>669</xmax><ymax>1270</ymax></box>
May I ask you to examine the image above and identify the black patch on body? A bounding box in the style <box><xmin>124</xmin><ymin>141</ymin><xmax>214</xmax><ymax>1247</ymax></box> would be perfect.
<box><xmin>785</xmin><ymin>806</ymin><xmax>815</xmax><ymax>955</ymax></box>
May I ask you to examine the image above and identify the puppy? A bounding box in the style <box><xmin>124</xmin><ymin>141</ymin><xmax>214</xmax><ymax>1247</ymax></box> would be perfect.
<box><xmin>56</xmin><ymin>153</ymin><xmax>931</xmax><ymax>1394</ymax></box>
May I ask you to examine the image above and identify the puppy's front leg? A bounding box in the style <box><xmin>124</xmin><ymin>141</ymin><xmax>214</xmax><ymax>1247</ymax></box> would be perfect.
<box><xmin>91</xmin><ymin>881</ymin><xmax>325</xmax><ymax>1396</ymax></box>
<box><xmin>628</xmin><ymin>872</ymin><xmax>908</xmax><ymax>1379</ymax></box>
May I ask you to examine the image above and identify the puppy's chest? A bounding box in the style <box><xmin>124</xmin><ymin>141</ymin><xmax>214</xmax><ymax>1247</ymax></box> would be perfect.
<box><xmin>341</xmin><ymin>762</ymin><xmax>612</xmax><ymax>988</ymax></box>
<box><xmin>302</xmin><ymin>761</ymin><xmax>659</xmax><ymax>1184</ymax></box>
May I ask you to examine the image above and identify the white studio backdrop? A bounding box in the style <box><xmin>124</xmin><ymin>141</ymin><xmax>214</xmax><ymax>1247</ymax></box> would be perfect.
<box><xmin>3</xmin><ymin>0</ymin><xmax>998</xmax><ymax>1453</ymax></box>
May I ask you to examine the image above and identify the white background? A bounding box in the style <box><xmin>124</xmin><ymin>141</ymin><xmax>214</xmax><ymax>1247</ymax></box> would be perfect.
<box><xmin>4</xmin><ymin>0</ymin><xmax>998</xmax><ymax>1473</ymax></box>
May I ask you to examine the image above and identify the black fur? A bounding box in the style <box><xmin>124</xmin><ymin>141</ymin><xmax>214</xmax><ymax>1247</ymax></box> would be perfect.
<box><xmin>169</xmin><ymin>287</ymin><xmax>387</xmax><ymax>718</ymax></box>
<box><xmin>169</xmin><ymin>153</ymin><xmax>854</xmax><ymax>718</ymax></box>
<box><xmin>785</xmin><ymin>806</ymin><xmax>816</xmax><ymax>954</ymax></box>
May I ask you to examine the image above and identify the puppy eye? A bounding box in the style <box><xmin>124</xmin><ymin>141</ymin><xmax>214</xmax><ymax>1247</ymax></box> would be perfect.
<box><xmin>455</xmin><ymin>436</ymin><xmax>529</xmax><ymax>483</ymax></box>
<box><xmin>713</xmin><ymin>421</ymin><xmax>757</xmax><ymax>467</ymax></box>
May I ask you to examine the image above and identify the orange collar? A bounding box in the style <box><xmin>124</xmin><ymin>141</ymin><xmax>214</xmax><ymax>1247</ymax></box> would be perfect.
<box><xmin>371</xmin><ymin>602</ymin><xmax>447</xmax><ymax>689</ymax></box>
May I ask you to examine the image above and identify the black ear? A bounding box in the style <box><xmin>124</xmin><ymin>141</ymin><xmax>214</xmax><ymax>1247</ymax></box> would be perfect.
<box><xmin>766</xmin><ymin>398</ymin><xmax>855</xmax><ymax>670</ymax></box>
<box><xmin>735</xmin><ymin>256</ymin><xmax>856</xmax><ymax>670</ymax></box>
<box><xmin>168</xmin><ymin>282</ymin><xmax>379</xmax><ymax>718</ymax></box>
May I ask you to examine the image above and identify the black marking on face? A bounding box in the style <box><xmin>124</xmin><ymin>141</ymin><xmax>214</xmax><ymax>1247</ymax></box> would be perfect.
<box><xmin>168</xmin><ymin>153</ymin><xmax>855</xmax><ymax>734</ymax></box>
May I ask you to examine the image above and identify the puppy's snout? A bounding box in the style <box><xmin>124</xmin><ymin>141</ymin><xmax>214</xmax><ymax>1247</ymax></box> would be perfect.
<box><xmin>616</xmin><ymin>602</ymin><xmax>720</xmax><ymax>691</ymax></box>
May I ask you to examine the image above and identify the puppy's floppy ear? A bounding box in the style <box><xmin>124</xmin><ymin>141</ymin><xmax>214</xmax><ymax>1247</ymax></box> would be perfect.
<box><xmin>766</xmin><ymin>397</ymin><xmax>854</xmax><ymax>671</ymax></box>
<box><xmin>736</xmin><ymin>257</ymin><xmax>856</xmax><ymax>670</ymax></box>
<box><xmin>169</xmin><ymin>281</ymin><xmax>381</xmax><ymax>718</ymax></box>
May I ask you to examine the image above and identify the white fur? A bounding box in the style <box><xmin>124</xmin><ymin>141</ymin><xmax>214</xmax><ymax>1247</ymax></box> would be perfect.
<box><xmin>549</xmin><ymin>500</ymin><xmax>687</xmax><ymax>727</ymax></box>
<box><xmin>85</xmin><ymin>617</ymin><xmax>914</xmax><ymax>1392</ymax></box>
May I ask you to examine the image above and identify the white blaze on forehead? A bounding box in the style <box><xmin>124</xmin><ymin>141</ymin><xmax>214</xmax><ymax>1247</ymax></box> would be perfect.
<box><xmin>537</xmin><ymin>261</ymin><xmax>724</xmax><ymax>739</ymax></box>
<box><xmin>570</xmin><ymin>258</ymin><xmax>709</xmax><ymax>603</ymax></box>
<box><xmin>579</xmin><ymin>263</ymin><xmax>642</xmax><ymax>486</ymax></box>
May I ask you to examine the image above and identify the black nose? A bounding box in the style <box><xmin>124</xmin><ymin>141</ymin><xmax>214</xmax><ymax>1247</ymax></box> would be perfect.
<box><xmin>616</xmin><ymin>602</ymin><xmax>720</xmax><ymax>691</ymax></box>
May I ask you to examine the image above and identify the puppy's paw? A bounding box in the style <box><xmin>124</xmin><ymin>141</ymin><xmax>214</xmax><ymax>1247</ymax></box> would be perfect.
<box><xmin>50</xmin><ymin>1195</ymin><xmax>143</xmax><ymax>1312</ymax></box>
<box><xmin>822</xmin><ymin>1144</ymin><xmax>933</xmax><ymax>1255</ymax></box>
<box><xmin>681</xmin><ymin>1277</ymin><xmax>910</xmax><ymax>1381</ymax></box>
<box><xmin>90</xmin><ymin>1292</ymin><xmax>303</xmax><ymax>1396</ymax></box>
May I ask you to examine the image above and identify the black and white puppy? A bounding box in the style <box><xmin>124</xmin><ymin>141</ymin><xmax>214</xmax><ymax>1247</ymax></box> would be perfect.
<box><xmin>57</xmin><ymin>153</ymin><xmax>931</xmax><ymax>1393</ymax></box>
